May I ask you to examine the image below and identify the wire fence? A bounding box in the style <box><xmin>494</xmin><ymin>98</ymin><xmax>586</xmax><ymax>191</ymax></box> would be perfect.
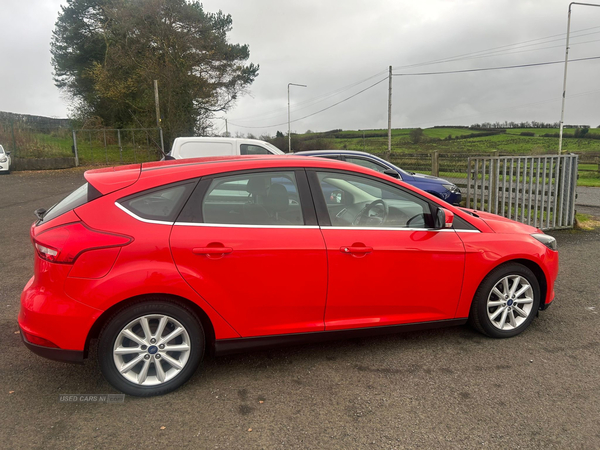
<box><xmin>73</xmin><ymin>128</ymin><xmax>164</xmax><ymax>166</ymax></box>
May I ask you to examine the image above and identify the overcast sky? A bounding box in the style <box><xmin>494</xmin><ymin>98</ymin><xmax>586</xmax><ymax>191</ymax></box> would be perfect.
<box><xmin>1</xmin><ymin>0</ymin><xmax>599</xmax><ymax>135</ymax></box>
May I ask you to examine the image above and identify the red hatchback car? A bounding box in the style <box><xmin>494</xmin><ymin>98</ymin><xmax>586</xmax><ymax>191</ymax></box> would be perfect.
<box><xmin>19</xmin><ymin>156</ymin><xmax>558</xmax><ymax>396</ymax></box>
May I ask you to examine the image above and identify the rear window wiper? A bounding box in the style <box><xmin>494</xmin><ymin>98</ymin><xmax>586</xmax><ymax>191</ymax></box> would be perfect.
<box><xmin>34</xmin><ymin>208</ymin><xmax>47</xmax><ymax>220</ymax></box>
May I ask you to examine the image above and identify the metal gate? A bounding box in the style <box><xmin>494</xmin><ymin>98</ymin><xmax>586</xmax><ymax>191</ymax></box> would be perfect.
<box><xmin>466</xmin><ymin>154</ymin><xmax>578</xmax><ymax>230</ymax></box>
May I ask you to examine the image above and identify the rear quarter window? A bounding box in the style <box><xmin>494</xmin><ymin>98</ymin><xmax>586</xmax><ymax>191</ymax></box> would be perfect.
<box><xmin>118</xmin><ymin>181</ymin><xmax>197</xmax><ymax>222</ymax></box>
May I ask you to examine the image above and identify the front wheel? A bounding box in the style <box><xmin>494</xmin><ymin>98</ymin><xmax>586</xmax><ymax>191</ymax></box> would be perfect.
<box><xmin>98</xmin><ymin>300</ymin><xmax>204</xmax><ymax>396</ymax></box>
<box><xmin>469</xmin><ymin>263</ymin><xmax>541</xmax><ymax>338</ymax></box>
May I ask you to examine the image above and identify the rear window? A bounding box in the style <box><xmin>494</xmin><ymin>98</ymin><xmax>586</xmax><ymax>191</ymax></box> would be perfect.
<box><xmin>40</xmin><ymin>183</ymin><xmax>101</xmax><ymax>224</ymax></box>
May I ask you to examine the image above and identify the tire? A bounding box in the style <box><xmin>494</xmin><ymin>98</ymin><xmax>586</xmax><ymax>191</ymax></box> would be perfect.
<box><xmin>98</xmin><ymin>300</ymin><xmax>204</xmax><ymax>397</ymax></box>
<box><xmin>469</xmin><ymin>263</ymin><xmax>541</xmax><ymax>338</ymax></box>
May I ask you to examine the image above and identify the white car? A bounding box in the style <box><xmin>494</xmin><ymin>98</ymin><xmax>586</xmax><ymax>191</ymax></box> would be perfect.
<box><xmin>166</xmin><ymin>137</ymin><xmax>284</xmax><ymax>159</ymax></box>
<box><xmin>0</xmin><ymin>145</ymin><xmax>10</xmax><ymax>174</ymax></box>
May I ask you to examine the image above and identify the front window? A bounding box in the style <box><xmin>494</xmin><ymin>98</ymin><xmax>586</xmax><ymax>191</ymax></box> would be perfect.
<box><xmin>316</xmin><ymin>172</ymin><xmax>431</xmax><ymax>228</ymax></box>
<box><xmin>345</xmin><ymin>156</ymin><xmax>388</xmax><ymax>174</ymax></box>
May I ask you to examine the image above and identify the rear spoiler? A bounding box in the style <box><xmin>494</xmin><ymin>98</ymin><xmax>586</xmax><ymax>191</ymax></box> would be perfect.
<box><xmin>84</xmin><ymin>164</ymin><xmax>142</xmax><ymax>195</ymax></box>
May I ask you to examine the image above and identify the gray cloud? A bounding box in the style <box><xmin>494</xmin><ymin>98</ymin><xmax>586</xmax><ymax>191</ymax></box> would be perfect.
<box><xmin>1</xmin><ymin>0</ymin><xmax>599</xmax><ymax>133</ymax></box>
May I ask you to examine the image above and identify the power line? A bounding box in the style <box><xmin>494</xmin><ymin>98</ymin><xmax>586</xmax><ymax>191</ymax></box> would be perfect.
<box><xmin>393</xmin><ymin>55</ymin><xmax>600</xmax><ymax>76</ymax></box>
<box><xmin>392</xmin><ymin>26</ymin><xmax>600</xmax><ymax>71</ymax></box>
<box><xmin>227</xmin><ymin>69</ymin><xmax>388</xmax><ymax>123</ymax></box>
<box><xmin>228</xmin><ymin>77</ymin><xmax>388</xmax><ymax>129</ymax></box>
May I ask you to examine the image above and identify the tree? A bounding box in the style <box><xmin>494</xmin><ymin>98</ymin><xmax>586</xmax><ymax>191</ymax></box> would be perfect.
<box><xmin>51</xmin><ymin>0</ymin><xmax>258</xmax><ymax>144</ymax></box>
<box><xmin>409</xmin><ymin>128</ymin><xmax>424</xmax><ymax>144</ymax></box>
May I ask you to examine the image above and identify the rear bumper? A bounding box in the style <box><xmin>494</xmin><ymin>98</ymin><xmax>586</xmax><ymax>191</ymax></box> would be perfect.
<box><xmin>19</xmin><ymin>273</ymin><xmax>101</xmax><ymax>354</ymax></box>
<box><xmin>20</xmin><ymin>328</ymin><xmax>84</xmax><ymax>364</ymax></box>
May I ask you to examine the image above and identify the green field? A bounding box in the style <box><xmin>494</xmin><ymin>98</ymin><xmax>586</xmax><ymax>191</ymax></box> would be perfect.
<box><xmin>3</xmin><ymin>124</ymin><xmax>599</xmax><ymax>186</ymax></box>
<box><xmin>288</xmin><ymin>126</ymin><xmax>600</xmax><ymax>186</ymax></box>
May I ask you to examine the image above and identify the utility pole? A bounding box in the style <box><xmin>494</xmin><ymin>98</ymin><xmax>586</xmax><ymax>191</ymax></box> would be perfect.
<box><xmin>225</xmin><ymin>118</ymin><xmax>229</xmax><ymax>137</ymax></box>
<box><xmin>154</xmin><ymin>80</ymin><xmax>165</xmax><ymax>155</ymax></box>
<box><xmin>558</xmin><ymin>2</ymin><xmax>600</xmax><ymax>154</ymax></box>
<box><xmin>386</xmin><ymin>65</ymin><xmax>392</xmax><ymax>161</ymax></box>
<box><xmin>288</xmin><ymin>83</ymin><xmax>307</xmax><ymax>153</ymax></box>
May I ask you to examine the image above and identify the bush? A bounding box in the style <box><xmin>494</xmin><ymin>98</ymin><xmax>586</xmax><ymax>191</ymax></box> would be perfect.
<box><xmin>520</xmin><ymin>131</ymin><xmax>535</xmax><ymax>136</ymax></box>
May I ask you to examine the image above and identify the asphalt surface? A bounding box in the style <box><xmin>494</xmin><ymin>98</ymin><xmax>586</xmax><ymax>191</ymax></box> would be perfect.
<box><xmin>1</xmin><ymin>168</ymin><xmax>599</xmax><ymax>449</ymax></box>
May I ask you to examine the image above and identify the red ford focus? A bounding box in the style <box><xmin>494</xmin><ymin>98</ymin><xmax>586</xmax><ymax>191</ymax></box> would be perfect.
<box><xmin>19</xmin><ymin>156</ymin><xmax>558</xmax><ymax>396</ymax></box>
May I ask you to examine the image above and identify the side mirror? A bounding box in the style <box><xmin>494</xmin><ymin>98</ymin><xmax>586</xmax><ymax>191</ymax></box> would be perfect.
<box><xmin>6</xmin><ymin>151</ymin><xmax>10</xmax><ymax>156</ymax></box>
<box><xmin>329</xmin><ymin>189</ymin><xmax>344</xmax><ymax>204</ymax></box>
<box><xmin>435</xmin><ymin>207</ymin><xmax>454</xmax><ymax>229</ymax></box>
<box><xmin>383</xmin><ymin>169</ymin><xmax>400</xmax><ymax>179</ymax></box>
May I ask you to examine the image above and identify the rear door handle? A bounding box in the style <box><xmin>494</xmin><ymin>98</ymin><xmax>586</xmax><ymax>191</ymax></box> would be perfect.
<box><xmin>340</xmin><ymin>246</ymin><xmax>373</xmax><ymax>254</ymax></box>
<box><xmin>193</xmin><ymin>247</ymin><xmax>233</xmax><ymax>255</ymax></box>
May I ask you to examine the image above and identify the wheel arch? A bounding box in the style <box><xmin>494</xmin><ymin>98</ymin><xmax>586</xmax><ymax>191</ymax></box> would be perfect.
<box><xmin>510</xmin><ymin>258</ymin><xmax>547</xmax><ymax>309</ymax></box>
<box><xmin>85</xmin><ymin>293</ymin><xmax>216</xmax><ymax>358</ymax></box>
<box><xmin>477</xmin><ymin>258</ymin><xmax>547</xmax><ymax>310</ymax></box>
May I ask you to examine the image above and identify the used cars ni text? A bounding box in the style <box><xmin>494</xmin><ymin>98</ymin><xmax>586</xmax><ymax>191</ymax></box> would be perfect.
<box><xmin>19</xmin><ymin>156</ymin><xmax>558</xmax><ymax>396</ymax></box>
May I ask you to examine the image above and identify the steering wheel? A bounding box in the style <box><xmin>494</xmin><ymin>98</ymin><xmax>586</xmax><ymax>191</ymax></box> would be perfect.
<box><xmin>406</xmin><ymin>213</ymin><xmax>425</xmax><ymax>228</ymax></box>
<box><xmin>352</xmin><ymin>199</ymin><xmax>389</xmax><ymax>226</ymax></box>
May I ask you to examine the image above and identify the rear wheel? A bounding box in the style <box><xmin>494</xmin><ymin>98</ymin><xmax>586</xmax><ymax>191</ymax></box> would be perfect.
<box><xmin>98</xmin><ymin>300</ymin><xmax>204</xmax><ymax>396</ymax></box>
<box><xmin>469</xmin><ymin>263</ymin><xmax>540</xmax><ymax>338</ymax></box>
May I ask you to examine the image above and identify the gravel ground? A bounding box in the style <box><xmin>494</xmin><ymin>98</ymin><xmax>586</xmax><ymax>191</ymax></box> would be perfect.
<box><xmin>1</xmin><ymin>168</ymin><xmax>599</xmax><ymax>450</ymax></box>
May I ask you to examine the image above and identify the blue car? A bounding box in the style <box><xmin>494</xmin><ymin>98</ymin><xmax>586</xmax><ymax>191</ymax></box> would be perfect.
<box><xmin>297</xmin><ymin>150</ymin><xmax>462</xmax><ymax>205</ymax></box>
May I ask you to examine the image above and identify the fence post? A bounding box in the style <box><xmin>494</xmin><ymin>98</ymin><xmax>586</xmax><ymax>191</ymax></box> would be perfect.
<box><xmin>159</xmin><ymin>128</ymin><xmax>165</xmax><ymax>157</ymax></box>
<box><xmin>431</xmin><ymin>151</ymin><xmax>439</xmax><ymax>177</ymax></box>
<box><xmin>466</xmin><ymin>157</ymin><xmax>472</xmax><ymax>209</ymax></box>
<box><xmin>11</xmin><ymin>120</ymin><xmax>17</xmax><ymax>157</ymax></box>
<box><xmin>117</xmin><ymin>129</ymin><xmax>123</xmax><ymax>164</ymax></box>
<box><xmin>72</xmin><ymin>130</ymin><xmax>79</xmax><ymax>166</ymax></box>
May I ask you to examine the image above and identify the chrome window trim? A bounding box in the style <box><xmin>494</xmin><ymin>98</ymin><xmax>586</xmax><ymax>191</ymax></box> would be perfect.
<box><xmin>115</xmin><ymin>202</ymin><xmax>175</xmax><ymax>225</ymax></box>
<box><xmin>116</xmin><ymin>202</ymin><xmax>480</xmax><ymax>232</ymax></box>
<box><xmin>176</xmin><ymin>222</ymin><xmax>319</xmax><ymax>229</ymax></box>
<box><xmin>321</xmin><ymin>226</ymin><xmax>480</xmax><ymax>233</ymax></box>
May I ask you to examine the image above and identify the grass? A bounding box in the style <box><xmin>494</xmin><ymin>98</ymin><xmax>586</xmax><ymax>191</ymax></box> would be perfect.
<box><xmin>575</xmin><ymin>213</ymin><xmax>600</xmax><ymax>230</ymax></box>
<box><xmin>292</xmin><ymin>126</ymin><xmax>600</xmax><ymax>187</ymax></box>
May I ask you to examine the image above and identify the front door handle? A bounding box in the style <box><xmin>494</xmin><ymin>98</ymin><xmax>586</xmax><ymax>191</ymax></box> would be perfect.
<box><xmin>340</xmin><ymin>246</ymin><xmax>373</xmax><ymax>254</ymax></box>
<box><xmin>193</xmin><ymin>246</ymin><xmax>233</xmax><ymax>255</ymax></box>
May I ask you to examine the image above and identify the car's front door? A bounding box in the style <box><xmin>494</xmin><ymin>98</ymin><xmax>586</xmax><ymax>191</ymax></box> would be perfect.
<box><xmin>170</xmin><ymin>169</ymin><xmax>327</xmax><ymax>337</ymax></box>
<box><xmin>308</xmin><ymin>170</ymin><xmax>466</xmax><ymax>331</ymax></box>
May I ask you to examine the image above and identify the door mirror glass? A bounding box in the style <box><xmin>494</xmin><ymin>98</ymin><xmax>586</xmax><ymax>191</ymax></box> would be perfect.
<box><xmin>383</xmin><ymin>169</ymin><xmax>400</xmax><ymax>179</ymax></box>
<box><xmin>435</xmin><ymin>207</ymin><xmax>454</xmax><ymax>229</ymax></box>
<box><xmin>328</xmin><ymin>189</ymin><xmax>344</xmax><ymax>204</ymax></box>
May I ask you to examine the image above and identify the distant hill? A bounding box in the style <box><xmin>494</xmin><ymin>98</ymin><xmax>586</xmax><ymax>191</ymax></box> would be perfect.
<box><xmin>0</xmin><ymin>111</ymin><xmax>70</xmax><ymax>129</ymax></box>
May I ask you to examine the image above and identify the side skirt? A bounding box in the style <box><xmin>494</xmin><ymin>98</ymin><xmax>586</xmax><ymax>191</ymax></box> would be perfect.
<box><xmin>214</xmin><ymin>318</ymin><xmax>468</xmax><ymax>356</ymax></box>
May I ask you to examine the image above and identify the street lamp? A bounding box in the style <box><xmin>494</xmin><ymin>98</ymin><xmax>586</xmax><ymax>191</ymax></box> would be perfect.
<box><xmin>288</xmin><ymin>83</ymin><xmax>307</xmax><ymax>153</ymax></box>
<box><xmin>558</xmin><ymin>2</ymin><xmax>600</xmax><ymax>154</ymax></box>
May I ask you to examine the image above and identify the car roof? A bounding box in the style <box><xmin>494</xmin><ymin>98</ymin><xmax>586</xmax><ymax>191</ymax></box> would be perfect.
<box><xmin>296</xmin><ymin>149</ymin><xmax>375</xmax><ymax>157</ymax></box>
<box><xmin>141</xmin><ymin>154</ymin><xmax>361</xmax><ymax>175</ymax></box>
<box><xmin>86</xmin><ymin>155</ymin><xmax>384</xmax><ymax>194</ymax></box>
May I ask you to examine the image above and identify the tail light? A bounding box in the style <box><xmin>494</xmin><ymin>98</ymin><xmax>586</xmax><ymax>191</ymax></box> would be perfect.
<box><xmin>33</xmin><ymin>222</ymin><xmax>133</xmax><ymax>264</ymax></box>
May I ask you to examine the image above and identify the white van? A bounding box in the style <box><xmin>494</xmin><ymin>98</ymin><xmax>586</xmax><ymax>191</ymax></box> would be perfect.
<box><xmin>167</xmin><ymin>137</ymin><xmax>284</xmax><ymax>159</ymax></box>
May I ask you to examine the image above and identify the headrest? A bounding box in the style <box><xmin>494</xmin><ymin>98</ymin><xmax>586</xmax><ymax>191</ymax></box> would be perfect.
<box><xmin>265</xmin><ymin>183</ymin><xmax>289</xmax><ymax>212</ymax></box>
<box><xmin>246</xmin><ymin>177</ymin><xmax>269</xmax><ymax>196</ymax></box>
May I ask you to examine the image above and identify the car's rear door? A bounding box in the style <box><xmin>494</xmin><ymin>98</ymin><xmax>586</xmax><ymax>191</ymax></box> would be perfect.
<box><xmin>170</xmin><ymin>169</ymin><xmax>327</xmax><ymax>338</ymax></box>
<box><xmin>308</xmin><ymin>170</ymin><xmax>466</xmax><ymax>331</ymax></box>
